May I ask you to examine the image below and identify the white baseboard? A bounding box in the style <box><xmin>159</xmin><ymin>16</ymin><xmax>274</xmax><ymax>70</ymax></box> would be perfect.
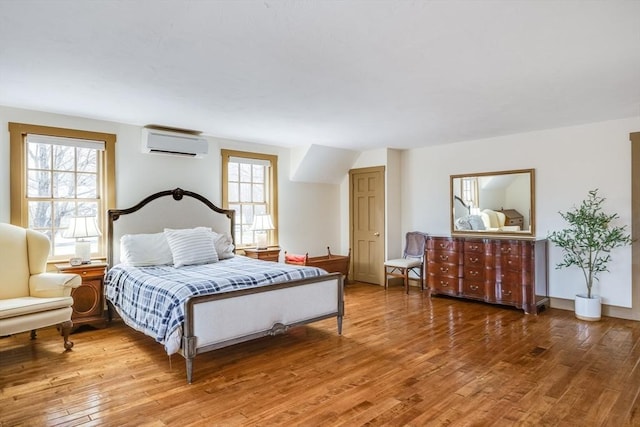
<box><xmin>550</xmin><ymin>297</ymin><xmax>639</xmax><ymax>321</ymax></box>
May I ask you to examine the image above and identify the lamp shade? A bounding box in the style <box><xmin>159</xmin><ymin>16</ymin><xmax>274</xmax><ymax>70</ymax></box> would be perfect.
<box><xmin>250</xmin><ymin>214</ymin><xmax>275</xmax><ymax>231</ymax></box>
<box><xmin>63</xmin><ymin>216</ymin><xmax>102</xmax><ymax>238</ymax></box>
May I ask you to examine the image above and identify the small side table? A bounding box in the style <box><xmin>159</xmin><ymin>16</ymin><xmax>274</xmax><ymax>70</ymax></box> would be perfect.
<box><xmin>55</xmin><ymin>261</ymin><xmax>108</xmax><ymax>331</ymax></box>
<box><xmin>243</xmin><ymin>247</ymin><xmax>281</xmax><ymax>262</ymax></box>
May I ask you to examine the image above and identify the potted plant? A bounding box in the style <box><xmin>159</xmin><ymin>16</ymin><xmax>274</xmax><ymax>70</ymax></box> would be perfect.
<box><xmin>548</xmin><ymin>189</ymin><xmax>632</xmax><ymax>321</ymax></box>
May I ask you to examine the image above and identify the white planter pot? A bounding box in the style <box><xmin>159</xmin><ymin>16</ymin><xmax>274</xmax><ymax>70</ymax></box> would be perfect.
<box><xmin>574</xmin><ymin>294</ymin><xmax>601</xmax><ymax>321</ymax></box>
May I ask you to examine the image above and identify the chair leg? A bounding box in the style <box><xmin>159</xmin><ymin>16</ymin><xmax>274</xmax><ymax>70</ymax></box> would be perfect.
<box><xmin>404</xmin><ymin>269</ymin><xmax>409</xmax><ymax>294</ymax></box>
<box><xmin>60</xmin><ymin>320</ymin><xmax>74</xmax><ymax>351</ymax></box>
<box><xmin>383</xmin><ymin>266</ymin><xmax>388</xmax><ymax>289</ymax></box>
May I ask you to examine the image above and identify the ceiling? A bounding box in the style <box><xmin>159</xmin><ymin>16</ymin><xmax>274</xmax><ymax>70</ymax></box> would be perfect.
<box><xmin>1</xmin><ymin>0</ymin><xmax>639</xmax><ymax>151</ymax></box>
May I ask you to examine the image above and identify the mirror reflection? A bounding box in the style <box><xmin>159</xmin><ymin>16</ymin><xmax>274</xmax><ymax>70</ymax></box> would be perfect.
<box><xmin>451</xmin><ymin>169</ymin><xmax>535</xmax><ymax>236</ymax></box>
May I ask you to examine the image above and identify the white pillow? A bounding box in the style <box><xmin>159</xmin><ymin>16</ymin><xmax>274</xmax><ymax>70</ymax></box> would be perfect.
<box><xmin>120</xmin><ymin>232</ymin><xmax>173</xmax><ymax>266</ymax></box>
<box><xmin>164</xmin><ymin>227</ymin><xmax>219</xmax><ymax>267</ymax></box>
<box><xmin>213</xmin><ymin>232</ymin><xmax>235</xmax><ymax>259</ymax></box>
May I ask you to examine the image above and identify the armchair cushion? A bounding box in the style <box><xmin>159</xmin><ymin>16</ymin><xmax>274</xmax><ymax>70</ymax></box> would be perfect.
<box><xmin>0</xmin><ymin>296</ymin><xmax>74</xmax><ymax>319</ymax></box>
<box><xmin>29</xmin><ymin>273</ymin><xmax>81</xmax><ymax>298</ymax></box>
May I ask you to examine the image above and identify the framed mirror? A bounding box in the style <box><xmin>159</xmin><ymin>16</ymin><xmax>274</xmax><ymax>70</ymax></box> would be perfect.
<box><xmin>450</xmin><ymin>169</ymin><xmax>535</xmax><ymax>237</ymax></box>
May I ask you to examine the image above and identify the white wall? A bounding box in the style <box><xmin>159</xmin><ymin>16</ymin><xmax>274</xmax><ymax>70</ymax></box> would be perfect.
<box><xmin>400</xmin><ymin>117</ymin><xmax>640</xmax><ymax>308</ymax></box>
<box><xmin>0</xmin><ymin>106</ymin><xmax>342</xmax><ymax>259</ymax></box>
<box><xmin>3</xmin><ymin>106</ymin><xmax>638</xmax><ymax>310</ymax></box>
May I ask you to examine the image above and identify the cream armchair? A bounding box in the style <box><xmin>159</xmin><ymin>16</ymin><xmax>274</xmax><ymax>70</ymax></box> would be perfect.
<box><xmin>0</xmin><ymin>223</ymin><xmax>81</xmax><ymax>350</ymax></box>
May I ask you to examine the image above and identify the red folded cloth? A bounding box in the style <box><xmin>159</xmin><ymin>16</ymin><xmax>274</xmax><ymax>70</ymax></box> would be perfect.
<box><xmin>285</xmin><ymin>254</ymin><xmax>307</xmax><ymax>263</ymax></box>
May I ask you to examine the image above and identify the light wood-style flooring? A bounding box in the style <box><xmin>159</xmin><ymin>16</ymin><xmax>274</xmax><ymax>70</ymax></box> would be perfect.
<box><xmin>2</xmin><ymin>282</ymin><xmax>640</xmax><ymax>426</ymax></box>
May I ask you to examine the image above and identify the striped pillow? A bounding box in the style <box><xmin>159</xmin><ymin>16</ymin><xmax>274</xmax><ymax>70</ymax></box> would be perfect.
<box><xmin>164</xmin><ymin>227</ymin><xmax>219</xmax><ymax>267</ymax></box>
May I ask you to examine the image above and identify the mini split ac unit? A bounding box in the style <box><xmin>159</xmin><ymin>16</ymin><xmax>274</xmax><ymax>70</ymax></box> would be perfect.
<box><xmin>141</xmin><ymin>128</ymin><xmax>208</xmax><ymax>158</ymax></box>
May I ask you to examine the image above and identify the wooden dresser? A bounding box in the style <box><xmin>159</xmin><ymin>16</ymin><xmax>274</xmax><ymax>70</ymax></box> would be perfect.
<box><xmin>426</xmin><ymin>236</ymin><xmax>548</xmax><ymax>314</ymax></box>
<box><xmin>500</xmin><ymin>209</ymin><xmax>525</xmax><ymax>229</ymax></box>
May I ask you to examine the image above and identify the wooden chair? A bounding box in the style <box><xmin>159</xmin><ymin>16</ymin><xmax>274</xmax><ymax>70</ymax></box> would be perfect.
<box><xmin>383</xmin><ymin>231</ymin><xmax>428</xmax><ymax>293</ymax></box>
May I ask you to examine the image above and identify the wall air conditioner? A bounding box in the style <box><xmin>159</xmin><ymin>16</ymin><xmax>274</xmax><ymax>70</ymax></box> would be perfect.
<box><xmin>141</xmin><ymin>127</ymin><xmax>208</xmax><ymax>158</ymax></box>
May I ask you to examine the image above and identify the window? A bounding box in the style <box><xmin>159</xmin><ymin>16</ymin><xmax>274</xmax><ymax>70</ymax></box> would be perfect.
<box><xmin>221</xmin><ymin>149</ymin><xmax>278</xmax><ymax>248</ymax></box>
<box><xmin>461</xmin><ymin>177</ymin><xmax>479</xmax><ymax>209</ymax></box>
<box><xmin>9</xmin><ymin>123</ymin><xmax>116</xmax><ymax>261</ymax></box>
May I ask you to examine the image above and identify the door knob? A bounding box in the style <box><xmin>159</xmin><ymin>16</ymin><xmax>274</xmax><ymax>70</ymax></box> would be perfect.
<box><xmin>374</xmin><ymin>232</ymin><xmax>380</xmax><ymax>236</ymax></box>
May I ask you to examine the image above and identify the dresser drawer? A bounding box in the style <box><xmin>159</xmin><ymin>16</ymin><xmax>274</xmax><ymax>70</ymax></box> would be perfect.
<box><xmin>464</xmin><ymin>252</ymin><xmax>485</xmax><ymax>267</ymax></box>
<box><xmin>428</xmin><ymin>275</ymin><xmax>459</xmax><ymax>294</ymax></box>
<box><xmin>505</xmin><ymin>217</ymin><xmax>524</xmax><ymax>227</ymax></box>
<box><xmin>462</xmin><ymin>281</ymin><xmax>485</xmax><ymax>299</ymax></box>
<box><xmin>428</xmin><ymin>250</ymin><xmax>459</xmax><ymax>265</ymax></box>
<box><xmin>427</xmin><ymin>260</ymin><xmax>459</xmax><ymax>279</ymax></box>
<box><xmin>501</xmin><ymin>254</ymin><xmax>522</xmax><ymax>271</ymax></box>
<box><xmin>497</xmin><ymin>241</ymin><xmax>520</xmax><ymax>256</ymax></box>
<box><xmin>428</xmin><ymin>238</ymin><xmax>459</xmax><ymax>251</ymax></box>
<box><xmin>464</xmin><ymin>266</ymin><xmax>485</xmax><ymax>281</ymax></box>
<box><xmin>464</xmin><ymin>241</ymin><xmax>484</xmax><ymax>254</ymax></box>
<box><xmin>500</xmin><ymin>210</ymin><xmax>524</xmax><ymax>227</ymax></box>
<box><xmin>502</xmin><ymin>270</ymin><xmax>530</xmax><ymax>285</ymax></box>
<box><xmin>496</xmin><ymin>282</ymin><xmax>518</xmax><ymax>303</ymax></box>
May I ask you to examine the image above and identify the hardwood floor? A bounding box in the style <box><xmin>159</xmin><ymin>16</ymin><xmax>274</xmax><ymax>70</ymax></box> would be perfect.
<box><xmin>2</xmin><ymin>282</ymin><xmax>640</xmax><ymax>426</ymax></box>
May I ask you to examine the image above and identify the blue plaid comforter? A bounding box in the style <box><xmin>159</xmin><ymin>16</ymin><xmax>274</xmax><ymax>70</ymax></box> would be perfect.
<box><xmin>104</xmin><ymin>256</ymin><xmax>327</xmax><ymax>354</ymax></box>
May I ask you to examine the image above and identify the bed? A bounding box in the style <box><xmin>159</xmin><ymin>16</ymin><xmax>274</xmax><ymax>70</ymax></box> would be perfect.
<box><xmin>105</xmin><ymin>188</ymin><xmax>344</xmax><ymax>383</ymax></box>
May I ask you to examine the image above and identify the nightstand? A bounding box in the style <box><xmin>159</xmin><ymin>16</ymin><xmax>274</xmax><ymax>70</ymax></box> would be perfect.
<box><xmin>55</xmin><ymin>261</ymin><xmax>108</xmax><ymax>330</ymax></box>
<box><xmin>243</xmin><ymin>247</ymin><xmax>281</xmax><ymax>262</ymax></box>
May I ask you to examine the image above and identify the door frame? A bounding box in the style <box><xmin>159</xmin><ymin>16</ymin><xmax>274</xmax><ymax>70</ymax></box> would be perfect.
<box><xmin>630</xmin><ymin>132</ymin><xmax>640</xmax><ymax>320</ymax></box>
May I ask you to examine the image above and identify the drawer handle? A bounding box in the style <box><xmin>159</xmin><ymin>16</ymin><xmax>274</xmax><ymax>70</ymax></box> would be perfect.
<box><xmin>508</xmin><ymin>260</ymin><xmax>512</xmax><ymax>265</ymax></box>
<box><xmin>503</xmin><ymin>290</ymin><xmax>512</xmax><ymax>296</ymax></box>
<box><xmin>469</xmin><ymin>270</ymin><xmax>479</xmax><ymax>276</ymax></box>
<box><xmin>82</xmin><ymin>271</ymin><xmax>87</xmax><ymax>275</ymax></box>
<box><xmin>439</xmin><ymin>255</ymin><xmax>449</xmax><ymax>261</ymax></box>
<box><xmin>470</xmin><ymin>285</ymin><xmax>479</xmax><ymax>291</ymax></box>
<box><xmin>470</xmin><ymin>257</ymin><xmax>479</xmax><ymax>263</ymax></box>
<box><xmin>439</xmin><ymin>243</ymin><xmax>447</xmax><ymax>248</ymax></box>
<box><xmin>440</xmin><ymin>281</ymin><xmax>449</xmax><ymax>287</ymax></box>
<box><xmin>502</xmin><ymin>247</ymin><xmax>512</xmax><ymax>253</ymax></box>
<box><xmin>470</xmin><ymin>245</ymin><xmax>479</xmax><ymax>250</ymax></box>
<box><xmin>440</xmin><ymin>267</ymin><xmax>449</xmax><ymax>273</ymax></box>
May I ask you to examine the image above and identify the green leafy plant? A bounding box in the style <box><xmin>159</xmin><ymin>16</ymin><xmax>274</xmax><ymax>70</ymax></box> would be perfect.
<box><xmin>548</xmin><ymin>189</ymin><xmax>632</xmax><ymax>299</ymax></box>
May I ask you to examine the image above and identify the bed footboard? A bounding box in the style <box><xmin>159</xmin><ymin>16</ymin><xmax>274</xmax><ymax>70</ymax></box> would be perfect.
<box><xmin>180</xmin><ymin>273</ymin><xmax>344</xmax><ymax>383</ymax></box>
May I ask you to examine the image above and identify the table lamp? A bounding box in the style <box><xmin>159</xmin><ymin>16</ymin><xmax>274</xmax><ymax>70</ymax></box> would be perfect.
<box><xmin>250</xmin><ymin>214</ymin><xmax>274</xmax><ymax>250</ymax></box>
<box><xmin>62</xmin><ymin>216</ymin><xmax>101</xmax><ymax>264</ymax></box>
